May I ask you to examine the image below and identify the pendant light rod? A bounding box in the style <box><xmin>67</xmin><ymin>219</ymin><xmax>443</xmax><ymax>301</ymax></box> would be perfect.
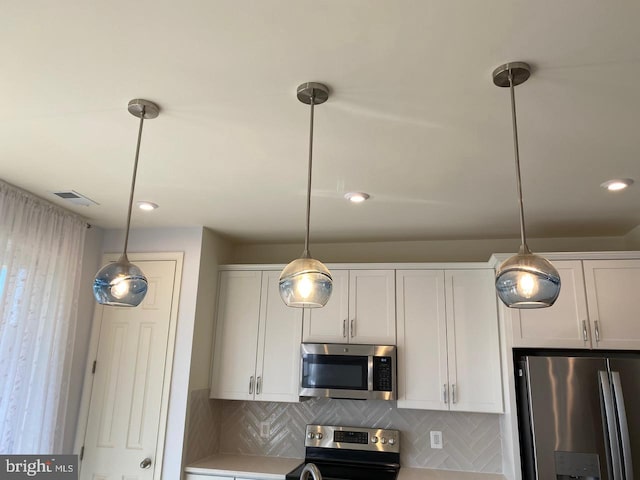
<box><xmin>121</xmin><ymin>99</ymin><xmax>160</xmax><ymax>258</ymax></box>
<box><xmin>122</xmin><ymin>108</ymin><xmax>146</xmax><ymax>258</ymax></box>
<box><xmin>508</xmin><ymin>69</ymin><xmax>528</xmax><ymax>252</ymax></box>
<box><xmin>296</xmin><ymin>82</ymin><xmax>329</xmax><ymax>258</ymax></box>
<box><xmin>493</xmin><ymin>62</ymin><xmax>532</xmax><ymax>252</ymax></box>
<box><xmin>303</xmin><ymin>92</ymin><xmax>316</xmax><ymax>257</ymax></box>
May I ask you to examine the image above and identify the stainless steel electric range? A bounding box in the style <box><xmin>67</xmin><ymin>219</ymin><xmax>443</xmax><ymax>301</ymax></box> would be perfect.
<box><xmin>285</xmin><ymin>425</ymin><xmax>400</xmax><ymax>480</ymax></box>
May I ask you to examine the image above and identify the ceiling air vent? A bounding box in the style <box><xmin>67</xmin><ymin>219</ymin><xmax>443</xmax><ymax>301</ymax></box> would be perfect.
<box><xmin>52</xmin><ymin>190</ymin><xmax>99</xmax><ymax>207</ymax></box>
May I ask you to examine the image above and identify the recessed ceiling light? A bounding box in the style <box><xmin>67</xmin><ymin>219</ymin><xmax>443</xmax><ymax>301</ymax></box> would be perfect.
<box><xmin>601</xmin><ymin>179</ymin><xmax>634</xmax><ymax>191</ymax></box>
<box><xmin>344</xmin><ymin>192</ymin><xmax>370</xmax><ymax>203</ymax></box>
<box><xmin>136</xmin><ymin>201</ymin><xmax>159</xmax><ymax>211</ymax></box>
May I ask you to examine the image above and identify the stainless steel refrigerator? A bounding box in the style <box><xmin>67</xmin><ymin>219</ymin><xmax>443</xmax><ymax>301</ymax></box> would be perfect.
<box><xmin>515</xmin><ymin>353</ymin><xmax>640</xmax><ymax>480</ymax></box>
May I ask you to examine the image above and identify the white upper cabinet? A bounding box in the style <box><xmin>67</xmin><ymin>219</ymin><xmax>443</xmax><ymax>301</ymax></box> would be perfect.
<box><xmin>396</xmin><ymin>270</ymin><xmax>448</xmax><ymax>410</ymax></box>
<box><xmin>508</xmin><ymin>260</ymin><xmax>591</xmax><ymax>348</ymax></box>
<box><xmin>255</xmin><ymin>271</ymin><xmax>303</xmax><ymax>402</ymax></box>
<box><xmin>397</xmin><ymin>268</ymin><xmax>503</xmax><ymax>414</ymax></box>
<box><xmin>445</xmin><ymin>269</ymin><xmax>503</xmax><ymax>413</ymax></box>
<box><xmin>302</xmin><ymin>270</ymin><xmax>350</xmax><ymax>343</ymax></box>
<box><xmin>210</xmin><ymin>270</ymin><xmax>262</xmax><ymax>400</ymax></box>
<box><xmin>348</xmin><ymin>270</ymin><xmax>396</xmax><ymax>344</ymax></box>
<box><xmin>211</xmin><ymin>270</ymin><xmax>303</xmax><ymax>402</ymax></box>
<box><xmin>303</xmin><ymin>269</ymin><xmax>396</xmax><ymax>345</ymax></box>
<box><xmin>583</xmin><ymin>259</ymin><xmax>640</xmax><ymax>350</ymax></box>
<box><xmin>507</xmin><ymin>258</ymin><xmax>640</xmax><ymax>350</ymax></box>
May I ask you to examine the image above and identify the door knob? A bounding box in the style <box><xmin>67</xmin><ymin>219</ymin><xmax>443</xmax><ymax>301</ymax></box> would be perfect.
<box><xmin>140</xmin><ymin>458</ymin><xmax>152</xmax><ymax>469</ymax></box>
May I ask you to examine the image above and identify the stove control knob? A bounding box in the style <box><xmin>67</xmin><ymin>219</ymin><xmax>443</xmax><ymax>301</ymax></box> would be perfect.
<box><xmin>371</xmin><ymin>436</ymin><xmax>378</xmax><ymax>444</ymax></box>
<box><xmin>380</xmin><ymin>437</ymin><xmax>387</xmax><ymax>444</ymax></box>
<box><xmin>307</xmin><ymin>432</ymin><xmax>315</xmax><ymax>440</ymax></box>
<box><xmin>316</xmin><ymin>433</ymin><xmax>323</xmax><ymax>440</ymax></box>
<box><xmin>389</xmin><ymin>438</ymin><xmax>396</xmax><ymax>446</ymax></box>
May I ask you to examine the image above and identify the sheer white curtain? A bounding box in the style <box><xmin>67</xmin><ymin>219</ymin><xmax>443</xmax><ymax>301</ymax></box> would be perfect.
<box><xmin>0</xmin><ymin>180</ymin><xmax>86</xmax><ymax>453</ymax></box>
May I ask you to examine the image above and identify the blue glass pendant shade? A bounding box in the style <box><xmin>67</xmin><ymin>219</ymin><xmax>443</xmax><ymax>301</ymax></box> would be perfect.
<box><xmin>93</xmin><ymin>255</ymin><xmax>148</xmax><ymax>307</ymax></box>
<box><xmin>279</xmin><ymin>256</ymin><xmax>333</xmax><ymax>308</ymax></box>
<box><xmin>495</xmin><ymin>247</ymin><xmax>561</xmax><ymax>308</ymax></box>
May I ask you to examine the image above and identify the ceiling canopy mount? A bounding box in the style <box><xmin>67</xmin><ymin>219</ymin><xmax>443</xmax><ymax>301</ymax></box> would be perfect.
<box><xmin>492</xmin><ymin>62</ymin><xmax>531</xmax><ymax>88</ymax></box>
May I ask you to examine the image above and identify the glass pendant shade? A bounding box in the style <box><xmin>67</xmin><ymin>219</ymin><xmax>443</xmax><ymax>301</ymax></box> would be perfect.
<box><xmin>495</xmin><ymin>246</ymin><xmax>561</xmax><ymax>308</ymax></box>
<box><xmin>279</xmin><ymin>256</ymin><xmax>333</xmax><ymax>308</ymax></box>
<box><xmin>93</xmin><ymin>255</ymin><xmax>148</xmax><ymax>307</ymax></box>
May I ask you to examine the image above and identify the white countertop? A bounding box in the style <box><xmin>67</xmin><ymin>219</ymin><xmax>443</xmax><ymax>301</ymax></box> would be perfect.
<box><xmin>185</xmin><ymin>454</ymin><xmax>506</xmax><ymax>480</ymax></box>
<box><xmin>185</xmin><ymin>454</ymin><xmax>302</xmax><ymax>479</ymax></box>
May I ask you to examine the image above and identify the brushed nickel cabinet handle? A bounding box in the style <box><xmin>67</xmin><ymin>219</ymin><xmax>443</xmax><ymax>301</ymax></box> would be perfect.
<box><xmin>595</xmin><ymin>321</ymin><xmax>601</xmax><ymax>342</ymax></box>
<box><xmin>350</xmin><ymin>319</ymin><xmax>355</xmax><ymax>338</ymax></box>
<box><xmin>249</xmin><ymin>375</ymin><xmax>254</xmax><ymax>394</ymax></box>
<box><xmin>443</xmin><ymin>384</ymin><xmax>448</xmax><ymax>404</ymax></box>
<box><xmin>452</xmin><ymin>384</ymin><xmax>457</xmax><ymax>404</ymax></box>
<box><xmin>343</xmin><ymin>319</ymin><xmax>347</xmax><ymax>338</ymax></box>
<box><xmin>256</xmin><ymin>376</ymin><xmax>262</xmax><ymax>395</ymax></box>
<box><xmin>582</xmin><ymin>320</ymin><xmax>588</xmax><ymax>342</ymax></box>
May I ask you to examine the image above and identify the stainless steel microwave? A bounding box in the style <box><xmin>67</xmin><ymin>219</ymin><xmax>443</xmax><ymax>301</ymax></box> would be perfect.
<box><xmin>300</xmin><ymin>343</ymin><xmax>396</xmax><ymax>400</ymax></box>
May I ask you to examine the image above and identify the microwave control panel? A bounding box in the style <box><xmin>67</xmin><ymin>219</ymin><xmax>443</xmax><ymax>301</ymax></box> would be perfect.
<box><xmin>373</xmin><ymin>356</ymin><xmax>393</xmax><ymax>391</ymax></box>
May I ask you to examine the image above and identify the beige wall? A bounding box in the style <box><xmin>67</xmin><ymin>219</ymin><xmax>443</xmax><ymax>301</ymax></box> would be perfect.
<box><xmin>189</xmin><ymin>228</ymin><xmax>233</xmax><ymax>390</ymax></box>
<box><xmin>231</xmin><ymin>234</ymin><xmax>628</xmax><ymax>264</ymax></box>
<box><xmin>625</xmin><ymin>224</ymin><xmax>640</xmax><ymax>249</ymax></box>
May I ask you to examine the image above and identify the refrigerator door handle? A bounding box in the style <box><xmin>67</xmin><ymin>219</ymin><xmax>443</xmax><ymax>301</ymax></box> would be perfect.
<box><xmin>611</xmin><ymin>371</ymin><xmax>634</xmax><ymax>480</ymax></box>
<box><xmin>600</xmin><ymin>370</ymin><xmax>624</xmax><ymax>480</ymax></box>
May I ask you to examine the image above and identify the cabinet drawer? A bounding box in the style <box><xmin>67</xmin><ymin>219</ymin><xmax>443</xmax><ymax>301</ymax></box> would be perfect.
<box><xmin>186</xmin><ymin>474</ymin><xmax>231</xmax><ymax>480</ymax></box>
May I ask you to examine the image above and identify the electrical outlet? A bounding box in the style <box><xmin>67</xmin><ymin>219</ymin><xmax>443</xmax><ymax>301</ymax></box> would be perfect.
<box><xmin>430</xmin><ymin>431</ymin><xmax>443</xmax><ymax>449</ymax></box>
<box><xmin>260</xmin><ymin>421</ymin><xmax>271</xmax><ymax>438</ymax></box>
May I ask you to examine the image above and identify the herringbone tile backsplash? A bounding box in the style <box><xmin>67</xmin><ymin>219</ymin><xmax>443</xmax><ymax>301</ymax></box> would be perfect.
<box><xmin>188</xmin><ymin>389</ymin><xmax>502</xmax><ymax>473</ymax></box>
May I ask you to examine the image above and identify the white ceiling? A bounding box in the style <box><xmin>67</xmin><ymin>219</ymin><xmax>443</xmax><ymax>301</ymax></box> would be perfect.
<box><xmin>2</xmin><ymin>0</ymin><xmax>640</xmax><ymax>243</ymax></box>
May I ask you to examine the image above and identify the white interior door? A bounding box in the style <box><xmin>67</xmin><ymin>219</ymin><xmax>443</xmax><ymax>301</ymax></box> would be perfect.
<box><xmin>79</xmin><ymin>259</ymin><xmax>179</xmax><ymax>480</ymax></box>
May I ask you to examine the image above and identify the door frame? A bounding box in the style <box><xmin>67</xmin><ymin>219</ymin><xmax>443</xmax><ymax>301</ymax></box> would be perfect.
<box><xmin>74</xmin><ymin>251</ymin><xmax>184</xmax><ymax>480</ymax></box>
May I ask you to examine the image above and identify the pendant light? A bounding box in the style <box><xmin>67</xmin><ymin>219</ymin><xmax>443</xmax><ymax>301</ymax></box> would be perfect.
<box><xmin>493</xmin><ymin>63</ymin><xmax>561</xmax><ymax>308</ymax></box>
<box><xmin>93</xmin><ymin>99</ymin><xmax>159</xmax><ymax>307</ymax></box>
<box><xmin>279</xmin><ymin>83</ymin><xmax>333</xmax><ymax>308</ymax></box>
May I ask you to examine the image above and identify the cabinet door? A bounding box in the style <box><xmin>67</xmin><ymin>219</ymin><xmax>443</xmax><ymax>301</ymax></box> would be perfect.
<box><xmin>302</xmin><ymin>270</ymin><xmax>349</xmax><ymax>343</ymax></box>
<box><xmin>583</xmin><ymin>259</ymin><xmax>640</xmax><ymax>350</ymax></box>
<box><xmin>349</xmin><ymin>270</ymin><xmax>396</xmax><ymax>344</ymax></box>
<box><xmin>396</xmin><ymin>270</ymin><xmax>448</xmax><ymax>411</ymax></box>
<box><xmin>446</xmin><ymin>269</ymin><xmax>503</xmax><ymax>413</ymax></box>
<box><xmin>509</xmin><ymin>260</ymin><xmax>591</xmax><ymax>348</ymax></box>
<box><xmin>210</xmin><ymin>271</ymin><xmax>262</xmax><ymax>400</ymax></box>
<box><xmin>255</xmin><ymin>271</ymin><xmax>303</xmax><ymax>402</ymax></box>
